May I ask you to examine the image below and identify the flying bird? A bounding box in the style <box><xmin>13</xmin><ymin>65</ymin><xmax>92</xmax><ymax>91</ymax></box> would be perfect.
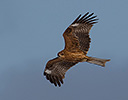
<box><xmin>44</xmin><ymin>12</ymin><xmax>110</xmax><ymax>87</ymax></box>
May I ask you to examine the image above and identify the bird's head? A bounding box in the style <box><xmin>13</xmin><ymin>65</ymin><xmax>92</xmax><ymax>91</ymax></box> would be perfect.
<box><xmin>57</xmin><ymin>51</ymin><xmax>65</xmax><ymax>57</ymax></box>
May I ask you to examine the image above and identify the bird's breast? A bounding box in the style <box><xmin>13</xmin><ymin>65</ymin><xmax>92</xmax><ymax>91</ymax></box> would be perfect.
<box><xmin>64</xmin><ymin>51</ymin><xmax>86</xmax><ymax>61</ymax></box>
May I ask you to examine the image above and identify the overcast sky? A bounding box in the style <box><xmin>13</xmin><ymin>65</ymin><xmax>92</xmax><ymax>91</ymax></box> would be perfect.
<box><xmin>0</xmin><ymin>0</ymin><xmax>128</xmax><ymax>100</ymax></box>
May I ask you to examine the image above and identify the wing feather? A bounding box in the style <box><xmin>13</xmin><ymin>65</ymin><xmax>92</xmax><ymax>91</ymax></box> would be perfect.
<box><xmin>63</xmin><ymin>12</ymin><xmax>98</xmax><ymax>53</ymax></box>
<box><xmin>44</xmin><ymin>57</ymin><xmax>78</xmax><ymax>87</ymax></box>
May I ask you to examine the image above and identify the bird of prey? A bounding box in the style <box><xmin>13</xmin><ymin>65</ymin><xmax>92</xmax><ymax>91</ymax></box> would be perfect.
<box><xmin>44</xmin><ymin>12</ymin><xmax>110</xmax><ymax>87</ymax></box>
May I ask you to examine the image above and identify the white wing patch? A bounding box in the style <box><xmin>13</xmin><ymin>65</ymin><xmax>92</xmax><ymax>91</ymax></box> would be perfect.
<box><xmin>71</xmin><ymin>23</ymin><xmax>79</xmax><ymax>27</ymax></box>
<box><xmin>45</xmin><ymin>69</ymin><xmax>52</xmax><ymax>74</ymax></box>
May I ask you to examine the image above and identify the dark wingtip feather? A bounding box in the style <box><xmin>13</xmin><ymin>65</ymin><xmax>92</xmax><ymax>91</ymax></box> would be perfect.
<box><xmin>52</xmin><ymin>76</ymin><xmax>57</xmax><ymax>86</ymax></box>
<box><xmin>49</xmin><ymin>75</ymin><xmax>54</xmax><ymax>83</ymax></box>
<box><xmin>60</xmin><ymin>79</ymin><xmax>64</xmax><ymax>84</ymax></box>
<box><xmin>86</xmin><ymin>19</ymin><xmax>99</xmax><ymax>25</ymax></box>
<box><xmin>44</xmin><ymin>72</ymin><xmax>46</xmax><ymax>75</ymax></box>
<box><xmin>59</xmin><ymin>75</ymin><xmax>64</xmax><ymax>84</ymax></box>
<box><xmin>71</xmin><ymin>12</ymin><xmax>98</xmax><ymax>25</ymax></box>
<box><xmin>56</xmin><ymin>76</ymin><xmax>61</xmax><ymax>87</ymax></box>
<box><xmin>85</xmin><ymin>15</ymin><xmax>97</xmax><ymax>22</ymax></box>
<box><xmin>46</xmin><ymin>74</ymin><xmax>50</xmax><ymax>80</ymax></box>
<box><xmin>90</xmin><ymin>22</ymin><xmax>98</xmax><ymax>24</ymax></box>
<box><xmin>44</xmin><ymin>73</ymin><xmax>63</xmax><ymax>87</ymax></box>
<box><xmin>77</xmin><ymin>12</ymin><xmax>89</xmax><ymax>23</ymax></box>
<box><xmin>72</xmin><ymin>14</ymin><xmax>81</xmax><ymax>24</ymax></box>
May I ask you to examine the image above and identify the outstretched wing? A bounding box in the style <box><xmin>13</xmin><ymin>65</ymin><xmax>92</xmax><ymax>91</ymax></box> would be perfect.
<box><xmin>44</xmin><ymin>57</ymin><xmax>78</xmax><ymax>87</ymax></box>
<box><xmin>63</xmin><ymin>12</ymin><xmax>98</xmax><ymax>54</ymax></box>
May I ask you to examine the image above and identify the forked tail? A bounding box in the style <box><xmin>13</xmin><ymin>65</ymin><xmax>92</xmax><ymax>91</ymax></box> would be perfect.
<box><xmin>82</xmin><ymin>56</ymin><xmax>110</xmax><ymax>67</ymax></box>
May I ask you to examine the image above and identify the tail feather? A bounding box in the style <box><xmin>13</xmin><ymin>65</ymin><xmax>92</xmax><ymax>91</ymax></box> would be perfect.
<box><xmin>82</xmin><ymin>56</ymin><xmax>110</xmax><ymax>67</ymax></box>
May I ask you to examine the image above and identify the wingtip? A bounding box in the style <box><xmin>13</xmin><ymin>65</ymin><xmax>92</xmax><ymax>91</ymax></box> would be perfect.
<box><xmin>44</xmin><ymin>73</ymin><xmax>64</xmax><ymax>87</ymax></box>
<box><xmin>44</xmin><ymin>71</ymin><xmax>46</xmax><ymax>76</ymax></box>
<box><xmin>72</xmin><ymin>14</ymin><xmax>81</xmax><ymax>24</ymax></box>
<box><xmin>71</xmin><ymin>12</ymin><xmax>98</xmax><ymax>25</ymax></box>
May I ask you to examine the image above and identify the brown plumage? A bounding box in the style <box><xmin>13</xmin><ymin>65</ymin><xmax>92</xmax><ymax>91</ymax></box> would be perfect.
<box><xmin>44</xmin><ymin>12</ymin><xmax>110</xmax><ymax>87</ymax></box>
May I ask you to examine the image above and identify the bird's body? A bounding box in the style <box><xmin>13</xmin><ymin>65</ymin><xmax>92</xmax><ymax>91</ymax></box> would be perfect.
<box><xmin>44</xmin><ymin>12</ymin><xmax>110</xmax><ymax>87</ymax></box>
<box><xmin>59</xmin><ymin>51</ymin><xmax>86</xmax><ymax>62</ymax></box>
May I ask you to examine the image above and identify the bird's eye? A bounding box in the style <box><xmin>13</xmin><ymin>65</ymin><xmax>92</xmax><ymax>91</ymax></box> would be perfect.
<box><xmin>57</xmin><ymin>52</ymin><xmax>64</xmax><ymax>57</ymax></box>
<box><xmin>61</xmin><ymin>53</ymin><xmax>64</xmax><ymax>55</ymax></box>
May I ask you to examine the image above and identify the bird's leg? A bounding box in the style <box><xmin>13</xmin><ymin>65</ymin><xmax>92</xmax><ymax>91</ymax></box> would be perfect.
<box><xmin>81</xmin><ymin>56</ymin><xmax>110</xmax><ymax>67</ymax></box>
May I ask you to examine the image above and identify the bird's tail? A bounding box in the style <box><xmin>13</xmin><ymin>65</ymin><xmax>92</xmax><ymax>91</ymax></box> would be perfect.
<box><xmin>81</xmin><ymin>56</ymin><xmax>110</xmax><ymax>67</ymax></box>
